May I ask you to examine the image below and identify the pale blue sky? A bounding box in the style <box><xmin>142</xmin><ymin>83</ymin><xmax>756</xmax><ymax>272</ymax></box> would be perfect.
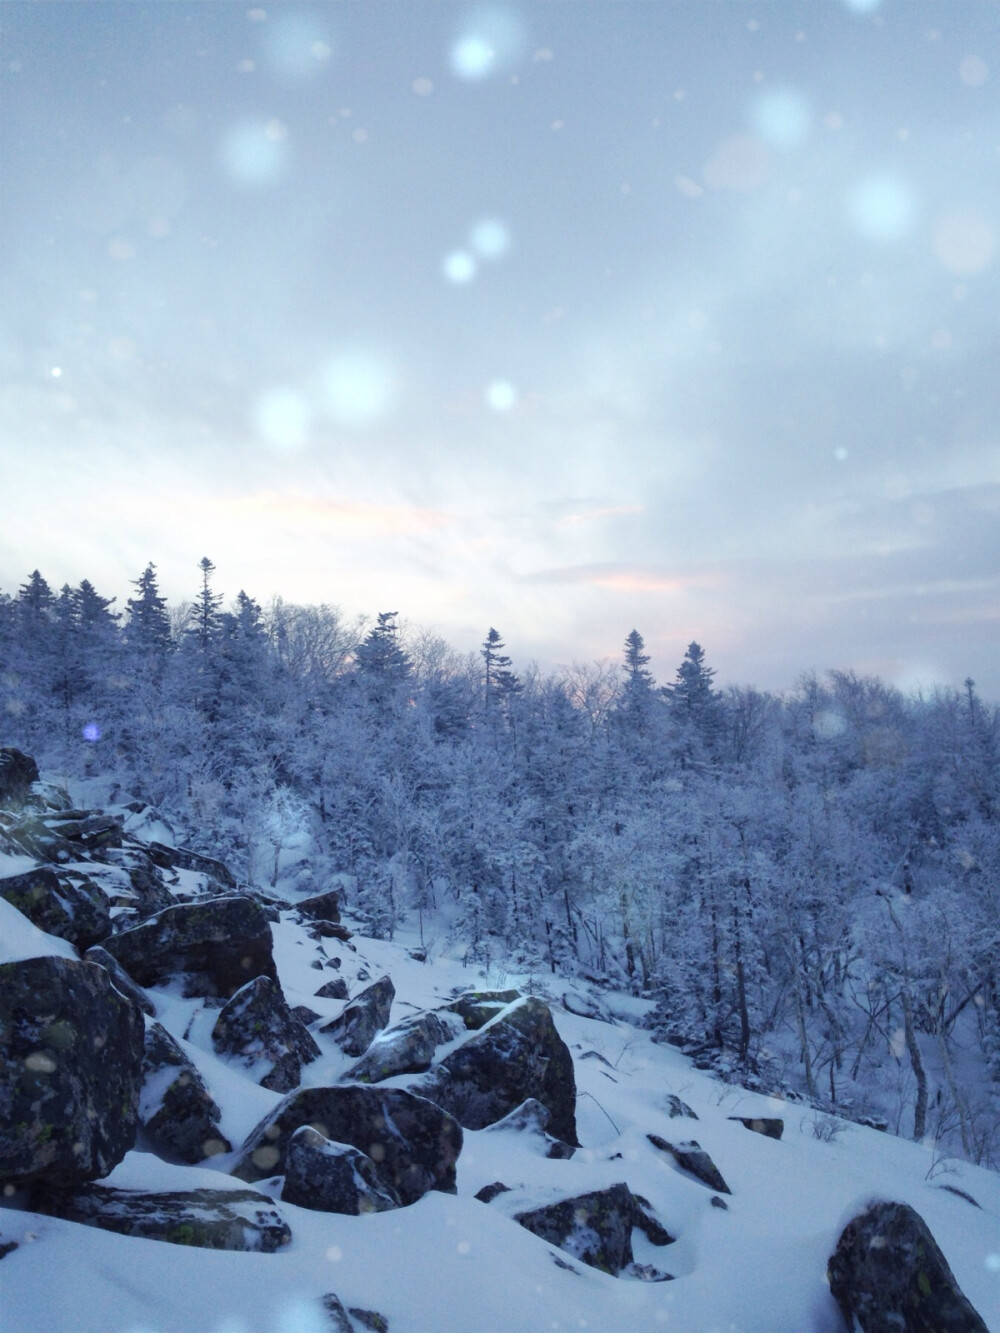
<box><xmin>2</xmin><ymin>1</ymin><xmax>998</xmax><ymax>695</ymax></box>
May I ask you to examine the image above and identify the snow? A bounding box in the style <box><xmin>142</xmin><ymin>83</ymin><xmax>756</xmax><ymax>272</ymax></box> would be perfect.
<box><xmin>2</xmin><ymin>908</ymin><xmax>998</xmax><ymax>1332</ymax></box>
<box><xmin>0</xmin><ymin>896</ymin><xmax>78</xmax><ymax>964</ymax></box>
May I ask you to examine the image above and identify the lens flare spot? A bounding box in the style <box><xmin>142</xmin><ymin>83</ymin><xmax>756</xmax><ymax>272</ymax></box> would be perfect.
<box><xmin>469</xmin><ymin>218</ymin><xmax>510</xmax><ymax>260</ymax></box>
<box><xmin>221</xmin><ymin>120</ymin><xmax>290</xmax><ymax>187</ymax></box>
<box><xmin>751</xmin><ymin>87</ymin><xmax>812</xmax><ymax>149</ymax></box>
<box><xmin>443</xmin><ymin>250</ymin><xmax>477</xmax><ymax>284</ymax></box>
<box><xmin>843</xmin><ymin>0</ymin><xmax>881</xmax><ymax>12</ymax></box>
<box><xmin>262</xmin><ymin>12</ymin><xmax>332</xmax><ymax>81</ymax></box>
<box><xmin>450</xmin><ymin>8</ymin><xmax>525</xmax><ymax>80</ymax></box>
<box><xmin>451</xmin><ymin>34</ymin><xmax>495</xmax><ymax>79</ymax></box>
<box><xmin>320</xmin><ymin>353</ymin><xmax>395</xmax><ymax>428</ymax></box>
<box><xmin>847</xmin><ymin>175</ymin><xmax>917</xmax><ymax>242</ymax></box>
<box><xmin>255</xmin><ymin>387</ymin><xmax>311</xmax><ymax>451</ymax></box>
<box><xmin>82</xmin><ymin>723</ymin><xmax>101</xmax><ymax>743</ymax></box>
<box><xmin>485</xmin><ymin>380</ymin><xmax>517</xmax><ymax>411</ymax></box>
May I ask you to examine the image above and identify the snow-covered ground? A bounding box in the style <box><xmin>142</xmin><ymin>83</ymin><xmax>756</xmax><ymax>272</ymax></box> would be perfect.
<box><xmin>2</xmin><ymin>906</ymin><xmax>998</xmax><ymax>1333</ymax></box>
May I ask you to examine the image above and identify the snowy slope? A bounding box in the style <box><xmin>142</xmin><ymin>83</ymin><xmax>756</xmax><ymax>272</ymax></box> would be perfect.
<box><xmin>2</xmin><ymin>908</ymin><xmax>998</xmax><ymax>1333</ymax></box>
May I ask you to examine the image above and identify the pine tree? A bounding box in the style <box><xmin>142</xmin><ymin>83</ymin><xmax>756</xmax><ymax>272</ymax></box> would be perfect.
<box><xmin>481</xmin><ymin>627</ymin><xmax>521</xmax><ymax>717</ymax></box>
<box><xmin>190</xmin><ymin>557</ymin><xmax>223</xmax><ymax>651</ymax></box>
<box><xmin>663</xmin><ymin>641</ymin><xmax>724</xmax><ymax>747</ymax></box>
<box><xmin>356</xmin><ymin>612</ymin><xmax>411</xmax><ymax>691</ymax></box>
<box><xmin>125</xmin><ymin>563</ymin><xmax>172</xmax><ymax>653</ymax></box>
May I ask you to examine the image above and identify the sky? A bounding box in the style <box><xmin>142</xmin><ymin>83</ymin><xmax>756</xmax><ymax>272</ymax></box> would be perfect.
<box><xmin>1</xmin><ymin>0</ymin><xmax>999</xmax><ymax>698</ymax></box>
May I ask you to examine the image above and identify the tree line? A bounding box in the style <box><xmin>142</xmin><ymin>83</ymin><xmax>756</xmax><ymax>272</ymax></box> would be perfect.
<box><xmin>1</xmin><ymin>561</ymin><xmax>999</xmax><ymax>1165</ymax></box>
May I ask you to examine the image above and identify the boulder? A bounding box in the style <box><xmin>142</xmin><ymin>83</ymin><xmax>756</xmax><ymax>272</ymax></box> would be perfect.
<box><xmin>4</xmin><ymin>816</ymin><xmax>79</xmax><ymax>863</ymax></box>
<box><xmin>141</xmin><ymin>1020</ymin><xmax>231</xmax><ymax>1163</ymax></box>
<box><xmin>514</xmin><ymin>1183</ymin><xmax>637</xmax><ymax>1276</ymax></box>
<box><xmin>561</xmin><ymin>991</ymin><xmax>612</xmax><ymax>1022</ymax></box>
<box><xmin>728</xmin><ymin>1115</ymin><xmax>783</xmax><ymax>1140</ymax></box>
<box><xmin>84</xmin><ymin>946</ymin><xmax>155</xmax><ymax>1017</ymax></box>
<box><xmin>295</xmin><ymin>888</ymin><xmax>343</xmax><ymax>922</ymax></box>
<box><xmin>0</xmin><ymin>956</ymin><xmax>144</xmax><ymax>1186</ymax></box>
<box><xmin>665</xmin><ymin>1094</ymin><xmax>698</xmax><ymax>1120</ymax></box>
<box><xmin>827</xmin><ymin>1200</ymin><xmax>988</xmax><ymax>1333</ymax></box>
<box><xmin>0</xmin><ymin>748</ymin><xmax>39</xmax><ymax>809</ymax></box>
<box><xmin>647</xmin><ymin>1135</ymin><xmax>731</xmax><ymax>1194</ymax></box>
<box><xmin>99</xmin><ymin>896</ymin><xmax>277</xmax><ymax>998</ymax></box>
<box><xmin>31</xmin><ymin>1182</ymin><xmax>291</xmax><ymax>1252</ymax></box>
<box><xmin>442</xmin><ymin>989</ymin><xmax>522</xmax><ymax>1030</ymax></box>
<box><xmin>631</xmin><ymin>1193</ymin><xmax>675</xmax><ymax>1246</ymax></box>
<box><xmin>0</xmin><ymin>866</ymin><xmax>111</xmax><ymax>951</ymax></box>
<box><xmin>315</xmin><ymin>977</ymin><xmax>350</xmax><ymax>1001</ymax></box>
<box><xmin>211</xmin><ymin>975</ymin><xmax>320</xmax><ymax>1093</ymax></box>
<box><xmin>416</xmin><ymin>996</ymin><xmax>578</xmax><ymax>1146</ymax></box>
<box><xmin>232</xmin><ymin>1085</ymin><xmax>462</xmax><ymax>1206</ymax></box>
<box><xmin>309</xmin><ymin>921</ymin><xmax>353</xmax><ymax>942</ymax></box>
<box><xmin>146</xmin><ymin>842</ymin><xmax>236</xmax><ymax>889</ymax></box>
<box><xmin>344</xmin><ymin>1011</ymin><xmax>461</xmax><ymax>1084</ymax></box>
<box><xmin>320</xmin><ymin>975</ymin><xmax>395</xmax><ymax>1057</ymax></box>
<box><xmin>281</xmin><ymin>1126</ymin><xmax>400</xmax><ymax>1214</ymax></box>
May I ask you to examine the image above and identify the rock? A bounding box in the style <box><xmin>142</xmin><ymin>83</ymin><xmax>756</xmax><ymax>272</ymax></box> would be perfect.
<box><xmin>84</xmin><ymin>946</ymin><xmax>156</xmax><ymax>1015</ymax></box>
<box><xmin>482</xmin><ymin>1098</ymin><xmax>576</xmax><ymax>1159</ymax></box>
<box><xmin>417</xmin><ymin>996</ymin><xmax>578</xmax><ymax>1146</ymax></box>
<box><xmin>728</xmin><ymin>1115</ymin><xmax>783</xmax><ymax>1140</ymax></box>
<box><xmin>309</xmin><ymin>921</ymin><xmax>353</xmax><ymax>942</ymax></box>
<box><xmin>827</xmin><ymin>1200</ymin><xmax>988</xmax><ymax>1333</ymax></box>
<box><xmin>321</xmin><ymin>1294</ymin><xmax>354</xmax><ymax>1333</ymax></box>
<box><xmin>0</xmin><ymin>748</ymin><xmax>39</xmax><ymax>809</ymax></box>
<box><xmin>99</xmin><ymin>896</ymin><xmax>278</xmax><ymax>998</ymax></box>
<box><xmin>0</xmin><ymin>956</ymin><xmax>143</xmax><ymax>1186</ymax></box>
<box><xmin>665</xmin><ymin>1093</ymin><xmax>698</xmax><ymax>1119</ymax></box>
<box><xmin>43</xmin><ymin>812</ymin><xmax>123</xmax><ymax>853</ymax></box>
<box><xmin>315</xmin><ymin>977</ymin><xmax>350</xmax><ymax>1001</ymax></box>
<box><xmin>344</xmin><ymin>1011</ymin><xmax>461</xmax><ymax>1083</ymax></box>
<box><xmin>31</xmin><ymin>1182</ymin><xmax>291</xmax><ymax>1252</ymax></box>
<box><xmin>647</xmin><ymin>1135</ymin><xmax>731</xmax><ymax>1194</ymax></box>
<box><xmin>349</xmin><ymin>1311</ymin><xmax>389</xmax><ymax>1333</ymax></box>
<box><xmin>281</xmin><ymin>1126</ymin><xmax>400</xmax><ymax>1214</ymax></box>
<box><xmin>4</xmin><ymin>816</ymin><xmax>80</xmax><ymax>863</ymax></box>
<box><xmin>141</xmin><ymin>1020</ymin><xmax>231</xmax><ymax>1163</ymax></box>
<box><xmin>514</xmin><ymin>1183</ymin><xmax>636</xmax><ymax>1276</ymax></box>
<box><xmin>232</xmin><ymin>1085</ymin><xmax>462</xmax><ymax>1206</ymax></box>
<box><xmin>295</xmin><ymin>889</ymin><xmax>343</xmax><ymax>922</ymax></box>
<box><xmin>622</xmin><ymin>1262</ymin><xmax>673</xmax><ymax>1282</ymax></box>
<box><xmin>212</xmin><ymin>975</ymin><xmax>320</xmax><ymax>1093</ymax></box>
<box><xmin>631</xmin><ymin>1193</ymin><xmax>675</xmax><ymax>1246</ymax></box>
<box><xmin>0</xmin><ymin>866</ymin><xmax>111</xmax><ymax>951</ymax></box>
<box><xmin>292</xmin><ymin>1004</ymin><xmax>321</xmax><ymax>1025</ymax></box>
<box><xmin>442</xmin><ymin>989</ymin><xmax>522</xmax><ymax>1030</ymax></box>
<box><xmin>320</xmin><ymin>976</ymin><xmax>395</xmax><ymax>1057</ymax></box>
<box><xmin>475</xmin><ymin>1181</ymin><xmax>512</xmax><ymax>1204</ymax></box>
<box><xmin>0</xmin><ymin>1236</ymin><xmax>17</xmax><ymax>1261</ymax></box>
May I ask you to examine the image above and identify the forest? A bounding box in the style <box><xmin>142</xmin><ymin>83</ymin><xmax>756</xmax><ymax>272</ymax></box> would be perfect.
<box><xmin>2</xmin><ymin>559</ymin><xmax>998</xmax><ymax>1168</ymax></box>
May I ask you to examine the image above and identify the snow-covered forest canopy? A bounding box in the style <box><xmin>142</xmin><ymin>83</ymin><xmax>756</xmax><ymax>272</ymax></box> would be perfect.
<box><xmin>2</xmin><ymin>561</ymin><xmax>998</xmax><ymax>1169</ymax></box>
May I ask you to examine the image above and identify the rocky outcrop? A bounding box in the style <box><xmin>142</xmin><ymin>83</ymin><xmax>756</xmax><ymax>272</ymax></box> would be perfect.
<box><xmin>0</xmin><ymin>956</ymin><xmax>144</xmax><ymax>1186</ymax></box>
<box><xmin>320</xmin><ymin>975</ymin><xmax>395</xmax><ymax>1057</ymax></box>
<box><xmin>281</xmin><ymin>1126</ymin><xmax>400</xmax><ymax>1214</ymax></box>
<box><xmin>647</xmin><ymin>1135</ymin><xmax>731</xmax><ymax>1194</ymax></box>
<box><xmin>211</xmin><ymin>975</ymin><xmax>320</xmax><ymax>1092</ymax></box>
<box><xmin>141</xmin><ymin>1020</ymin><xmax>230</xmax><ymax>1163</ymax></box>
<box><xmin>232</xmin><ymin>1085</ymin><xmax>462</xmax><ymax>1206</ymax></box>
<box><xmin>99</xmin><ymin>896</ymin><xmax>277</xmax><ymax>998</ymax></box>
<box><xmin>344</xmin><ymin>1010</ymin><xmax>461</xmax><ymax>1083</ymax></box>
<box><xmin>31</xmin><ymin>1182</ymin><xmax>291</xmax><ymax>1252</ymax></box>
<box><xmin>827</xmin><ymin>1200</ymin><xmax>988</xmax><ymax>1333</ymax></box>
<box><xmin>416</xmin><ymin>996</ymin><xmax>578</xmax><ymax>1146</ymax></box>
<box><xmin>0</xmin><ymin>866</ymin><xmax>111</xmax><ymax>951</ymax></box>
<box><xmin>0</xmin><ymin>747</ymin><xmax>40</xmax><ymax>809</ymax></box>
<box><xmin>146</xmin><ymin>842</ymin><xmax>236</xmax><ymax>889</ymax></box>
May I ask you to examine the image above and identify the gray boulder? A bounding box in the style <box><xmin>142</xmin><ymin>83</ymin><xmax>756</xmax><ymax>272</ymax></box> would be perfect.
<box><xmin>100</xmin><ymin>896</ymin><xmax>277</xmax><ymax>998</ymax></box>
<box><xmin>728</xmin><ymin>1115</ymin><xmax>783</xmax><ymax>1140</ymax></box>
<box><xmin>647</xmin><ymin>1134</ymin><xmax>731</xmax><ymax>1194</ymax></box>
<box><xmin>416</xmin><ymin>996</ymin><xmax>578</xmax><ymax>1146</ymax></box>
<box><xmin>146</xmin><ymin>842</ymin><xmax>236</xmax><ymax>889</ymax></box>
<box><xmin>281</xmin><ymin>1126</ymin><xmax>400</xmax><ymax>1214</ymax></box>
<box><xmin>483</xmin><ymin>1098</ymin><xmax>576</xmax><ymax>1159</ymax></box>
<box><xmin>0</xmin><ymin>866</ymin><xmax>112</xmax><ymax>951</ymax></box>
<box><xmin>344</xmin><ymin>1010</ymin><xmax>461</xmax><ymax>1083</ymax></box>
<box><xmin>31</xmin><ymin>1182</ymin><xmax>290</xmax><ymax>1252</ymax></box>
<box><xmin>315</xmin><ymin>977</ymin><xmax>350</xmax><ymax>1001</ymax></box>
<box><xmin>295</xmin><ymin>888</ymin><xmax>343</xmax><ymax>922</ymax></box>
<box><xmin>0</xmin><ymin>956</ymin><xmax>144</xmax><ymax>1186</ymax></box>
<box><xmin>514</xmin><ymin>1183</ymin><xmax>637</xmax><ymax>1276</ymax></box>
<box><xmin>212</xmin><ymin>975</ymin><xmax>320</xmax><ymax>1093</ymax></box>
<box><xmin>320</xmin><ymin>975</ymin><xmax>395</xmax><ymax>1057</ymax></box>
<box><xmin>0</xmin><ymin>748</ymin><xmax>39</xmax><ymax>809</ymax></box>
<box><xmin>232</xmin><ymin>1085</ymin><xmax>462</xmax><ymax>1206</ymax></box>
<box><xmin>665</xmin><ymin>1094</ymin><xmax>698</xmax><ymax>1120</ymax></box>
<box><xmin>141</xmin><ymin>1020</ymin><xmax>231</xmax><ymax>1163</ymax></box>
<box><xmin>827</xmin><ymin>1200</ymin><xmax>988</xmax><ymax>1332</ymax></box>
